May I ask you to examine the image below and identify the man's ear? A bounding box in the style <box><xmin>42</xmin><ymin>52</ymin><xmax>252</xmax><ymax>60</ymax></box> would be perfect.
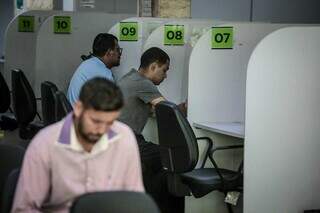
<box><xmin>149</xmin><ymin>62</ymin><xmax>157</xmax><ymax>72</ymax></box>
<box><xmin>73</xmin><ymin>101</ymin><xmax>83</xmax><ymax>118</ymax></box>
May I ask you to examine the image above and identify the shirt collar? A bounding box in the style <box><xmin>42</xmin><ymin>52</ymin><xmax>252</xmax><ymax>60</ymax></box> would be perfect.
<box><xmin>57</xmin><ymin>113</ymin><xmax>121</xmax><ymax>154</ymax></box>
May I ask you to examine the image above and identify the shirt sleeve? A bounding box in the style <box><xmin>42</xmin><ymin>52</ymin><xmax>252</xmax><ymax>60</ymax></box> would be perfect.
<box><xmin>122</xmin><ymin>127</ymin><xmax>145</xmax><ymax>192</ymax></box>
<box><xmin>11</xmin><ymin>133</ymin><xmax>51</xmax><ymax>213</ymax></box>
<box><xmin>136</xmin><ymin>79</ymin><xmax>162</xmax><ymax>104</ymax></box>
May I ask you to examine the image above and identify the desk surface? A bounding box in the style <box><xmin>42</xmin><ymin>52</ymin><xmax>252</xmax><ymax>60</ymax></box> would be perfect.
<box><xmin>193</xmin><ymin>122</ymin><xmax>245</xmax><ymax>139</ymax></box>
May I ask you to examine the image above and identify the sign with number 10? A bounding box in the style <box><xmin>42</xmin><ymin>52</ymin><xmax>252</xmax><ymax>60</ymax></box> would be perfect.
<box><xmin>211</xmin><ymin>27</ymin><xmax>233</xmax><ymax>49</ymax></box>
<box><xmin>54</xmin><ymin>16</ymin><xmax>71</xmax><ymax>34</ymax></box>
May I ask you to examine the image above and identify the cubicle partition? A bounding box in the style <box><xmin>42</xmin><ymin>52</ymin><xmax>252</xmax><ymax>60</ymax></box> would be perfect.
<box><xmin>108</xmin><ymin>17</ymin><xmax>171</xmax><ymax>80</ymax></box>
<box><xmin>185</xmin><ymin>22</ymin><xmax>291</xmax><ymax>213</ymax></box>
<box><xmin>3</xmin><ymin>10</ymin><xmax>59</xmax><ymax>89</ymax></box>
<box><xmin>245</xmin><ymin>26</ymin><xmax>320</xmax><ymax>213</ymax></box>
<box><xmin>188</xmin><ymin>23</ymin><xmax>290</xmax><ymax>130</ymax></box>
<box><xmin>140</xmin><ymin>19</ymin><xmax>216</xmax><ymax>143</ymax></box>
<box><xmin>33</xmin><ymin>12</ymin><xmax>132</xmax><ymax>97</ymax></box>
<box><xmin>143</xmin><ymin>19</ymin><xmax>216</xmax><ymax>104</ymax></box>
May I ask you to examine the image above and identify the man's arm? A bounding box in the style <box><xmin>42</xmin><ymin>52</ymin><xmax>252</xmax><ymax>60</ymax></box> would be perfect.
<box><xmin>11</xmin><ymin>133</ymin><xmax>51</xmax><ymax>212</ymax></box>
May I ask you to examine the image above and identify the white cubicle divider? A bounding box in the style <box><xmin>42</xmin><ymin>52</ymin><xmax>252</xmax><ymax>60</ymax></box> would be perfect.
<box><xmin>143</xmin><ymin>19</ymin><xmax>217</xmax><ymax>104</ymax></box>
<box><xmin>3</xmin><ymin>10</ymin><xmax>59</xmax><ymax>89</ymax></box>
<box><xmin>245</xmin><ymin>27</ymin><xmax>320</xmax><ymax>213</ymax></box>
<box><xmin>185</xmin><ymin>23</ymin><xmax>293</xmax><ymax>213</ymax></box>
<box><xmin>188</xmin><ymin>23</ymin><xmax>290</xmax><ymax>132</ymax></box>
<box><xmin>108</xmin><ymin>17</ymin><xmax>172</xmax><ymax>80</ymax></box>
<box><xmin>140</xmin><ymin>19</ymin><xmax>217</xmax><ymax>145</ymax></box>
<box><xmin>32</xmin><ymin>12</ymin><xmax>132</xmax><ymax>97</ymax></box>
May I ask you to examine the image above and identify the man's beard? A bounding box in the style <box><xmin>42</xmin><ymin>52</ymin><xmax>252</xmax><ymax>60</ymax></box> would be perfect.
<box><xmin>76</xmin><ymin>113</ymin><xmax>103</xmax><ymax>144</ymax></box>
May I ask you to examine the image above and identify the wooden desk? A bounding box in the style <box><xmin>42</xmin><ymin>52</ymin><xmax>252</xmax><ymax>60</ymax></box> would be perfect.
<box><xmin>193</xmin><ymin>122</ymin><xmax>245</xmax><ymax>139</ymax></box>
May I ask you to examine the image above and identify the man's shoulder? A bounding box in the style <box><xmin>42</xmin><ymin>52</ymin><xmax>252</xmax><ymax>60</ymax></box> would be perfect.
<box><xmin>119</xmin><ymin>70</ymin><xmax>153</xmax><ymax>88</ymax></box>
<box><xmin>28</xmin><ymin>120</ymin><xmax>64</xmax><ymax>149</ymax></box>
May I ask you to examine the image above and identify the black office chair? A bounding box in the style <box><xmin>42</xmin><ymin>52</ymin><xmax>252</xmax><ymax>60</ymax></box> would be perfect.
<box><xmin>70</xmin><ymin>191</ymin><xmax>160</xmax><ymax>213</ymax></box>
<box><xmin>11</xmin><ymin>69</ymin><xmax>43</xmax><ymax>139</ymax></box>
<box><xmin>155</xmin><ymin>101</ymin><xmax>243</xmax><ymax>213</ymax></box>
<box><xmin>80</xmin><ymin>52</ymin><xmax>92</xmax><ymax>61</ymax></box>
<box><xmin>54</xmin><ymin>91</ymin><xmax>73</xmax><ymax>121</ymax></box>
<box><xmin>0</xmin><ymin>143</ymin><xmax>25</xmax><ymax>209</ymax></box>
<box><xmin>0</xmin><ymin>72</ymin><xmax>17</xmax><ymax>131</ymax></box>
<box><xmin>1</xmin><ymin>169</ymin><xmax>20</xmax><ymax>213</ymax></box>
<box><xmin>41</xmin><ymin>81</ymin><xmax>58</xmax><ymax>126</ymax></box>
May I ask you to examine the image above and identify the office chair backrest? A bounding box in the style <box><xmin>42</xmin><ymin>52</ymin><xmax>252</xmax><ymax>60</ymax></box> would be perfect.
<box><xmin>0</xmin><ymin>71</ymin><xmax>11</xmax><ymax>113</ymax></box>
<box><xmin>70</xmin><ymin>191</ymin><xmax>160</xmax><ymax>213</ymax></box>
<box><xmin>1</xmin><ymin>169</ymin><xmax>20</xmax><ymax>213</ymax></box>
<box><xmin>0</xmin><ymin>143</ymin><xmax>25</xmax><ymax>207</ymax></box>
<box><xmin>11</xmin><ymin>69</ymin><xmax>37</xmax><ymax>125</ymax></box>
<box><xmin>41</xmin><ymin>81</ymin><xmax>58</xmax><ymax>126</ymax></box>
<box><xmin>155</xmin><ymin>101</ymin><xmax>198</xmax><ymax>173</ymax></box>
<box><xmin>55</xmin><ymin>91</ymin><xmax>73</xmax><ymax>121</ymax></box>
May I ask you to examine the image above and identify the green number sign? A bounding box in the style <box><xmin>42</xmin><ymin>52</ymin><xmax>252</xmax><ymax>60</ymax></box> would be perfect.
<box><xmin>119</xmin><ymin>22</ymin><xmax>138</xmax><ymax>41</ymax></box>
<box><xmin>211</xmin><ymin>27</ymin><xmax>233</xmax><ymax>49</ymax></box>
<box><xmin>164</xmin><ymin>25</ymin><xmax>184</xmax><ymax>46</ymax></box>
<box><xmin>18</xmin><ymin>16</ymin><xmax>34</xmax><ymax>32</ymax></box>
<box><xmin>54</xmin><ymin>16</ymin><xmax>71</xmax><ymax>34</ymax></box>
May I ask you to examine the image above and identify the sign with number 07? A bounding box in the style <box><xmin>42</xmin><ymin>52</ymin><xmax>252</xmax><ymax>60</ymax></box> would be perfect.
<box><xmin>211</xmin><ymin>27</ymin><xmax>233</xmax><ymax>49</ymax></box>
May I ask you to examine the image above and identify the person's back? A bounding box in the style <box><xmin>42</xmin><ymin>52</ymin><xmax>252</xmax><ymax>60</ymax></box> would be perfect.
<box><xmin>118</xmin><ymin>47</ymin><xmax>185</xmax><ymax>213</ymax></box>
<box><xmin>67</xmin><ymin>57</ymin><xmax>114</xmax><ymax>105</ymax></box>
<box><xmin>67</xmin><ymin>33</ymin><xmax>122</xmax><ymax>106</ymax></box>
<box><xmin>118</xmin><ymin>69</ymin><xmax>161</xmax><ymax>135</ymax></box>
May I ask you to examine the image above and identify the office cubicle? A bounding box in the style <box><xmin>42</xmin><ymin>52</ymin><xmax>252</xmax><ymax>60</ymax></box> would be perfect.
<box><xmin>186</xmin><ymin>22</ymin><xmax>293</xmax><ymax>213</ymax></box>
<box><xmin>3</xmin><ymin>10</ymin><xmax>59</xmax><ymax>89</ymax></box>
<box><xmin>140</xmin><ymin>19</ymin><xmax>216</xmax><ymax>143</ymax></box>
<box><xmin>33</xmin><ymin>12</ymin><xmax>132</xmax><ymax>97</ymax></box>
<box><xmin>143</xmin><ymin>19</ymin><xmax>216</xmax><ymax>104</ymax></box>
<box><xmin>108</xmin><ymin>17</ymin><xmax>171</xmax><ymax>80</ymax></box>
<box><xmin>245</xmin><ymin>26</ymin><xmax>320</xmax><ymax>213</ymax></box>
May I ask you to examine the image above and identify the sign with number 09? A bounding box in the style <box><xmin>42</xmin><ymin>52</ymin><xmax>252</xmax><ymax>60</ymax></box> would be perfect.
<box><xmin>164</xmin><ymin>25</ymin><xmax>184</xmax><ymax>46</ymax></box>
<box><xmin>54</xmin><ymin>16</ymin><xmax>71</xmax><ymax>34</ymax></box>
<box><xmin>119</xmin><ymin>22</ymin><xmax>138</xmax><ymax>41</ymax></box>
<box><xmin>211</xmin><ymin>27</ymin><xmax>233</xmax><ymax>49</ymax></box>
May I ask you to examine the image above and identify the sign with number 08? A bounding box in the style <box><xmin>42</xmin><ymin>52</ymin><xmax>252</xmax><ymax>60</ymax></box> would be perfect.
<box><xmin>211</xmin><ymin>27</ymin><xmax>233</xmax><ymax>49</ymax></box>
<box><xmin>164</xmin><ymin>25</ymin><xmax>184</xmax><ymax>46</ymax></box>
<box><xmin>119</xmin><ymin>22</ymin><xmax>138</xmax><ymax>41</ymax></box>
<box><xmin>18</xmin><ymin>16</ymin><xmax>34</xmax><ymax>32</ymax></box>
<box><xmin>54</xmin><ymin>16</ymin><xmax>71</xmax><ymax>34</ymax></box>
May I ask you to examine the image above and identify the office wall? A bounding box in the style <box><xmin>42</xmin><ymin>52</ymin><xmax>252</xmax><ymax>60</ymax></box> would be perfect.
<box><xmin>0</xmin><ymin>0</ymin><xmax>14</xmax><ymax>57</ymax></box>
<box><xmin>252</xmin><ymin>0</ymin><xmax>320</xmax><ymax>23</ymax></box>
<box><xmin>75</xmin><ymin>0</ymin><xmax>137</xmax><ymax>14</ymax></box>
<box><xmin>191</xmin><ymin>0</ymin><xmax>320</xmax><ymax>23</ymax></box>
<box><xmin>191</xmin><ymin>0</ymin><xmax>251</xmax><ymax>21</ymax></box>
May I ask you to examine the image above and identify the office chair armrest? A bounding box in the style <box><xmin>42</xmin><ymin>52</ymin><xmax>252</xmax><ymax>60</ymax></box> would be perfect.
<box><xmin>210</xmin><ymin>145</ymin><xmax>243</xmax><ymax>155</ymax></box>
<box><xmin>196</xmin><ymin>137</ymin><xmax>213</xmax><ymax>168</ymax></box>
<box><xmin>208</xmin><ymin>145</ymin><xmax>244</xmax><ymax>183</ymax></box>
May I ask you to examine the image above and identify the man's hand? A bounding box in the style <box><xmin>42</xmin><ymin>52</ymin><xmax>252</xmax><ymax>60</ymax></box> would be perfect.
<box><xmin>178</xmin><ymin>102</ymin><xmax>187</xmax><ymax>117</ymax></box>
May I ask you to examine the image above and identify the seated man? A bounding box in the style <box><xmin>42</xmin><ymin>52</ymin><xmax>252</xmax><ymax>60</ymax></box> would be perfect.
<box><xmin>67</xmin><ymin>33</ymin><xmax>122</xmax><ymax>106</ymax></box>
<box><xmin>12</xmin><ymin>78</ymin><xmax>144</xmax><ymax>213</ymax></box>
<box><xmin>118</xmin><ymin>47</ymin><xmax>185</xmax><ymax>213</ymax></box>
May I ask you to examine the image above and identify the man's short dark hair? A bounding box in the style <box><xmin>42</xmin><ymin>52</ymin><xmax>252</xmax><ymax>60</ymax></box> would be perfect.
<box><xmin>79</xmin><ymin>77</ymin><xmax>123</xmax><ymax>111</ymax></box>
<box><xmin>139</xmin><ymin>47</ymin><xmax>170</xmax><ymax>69</ymax></box>
<box><xmin>92</xmin><ymin>33</ymin><xmax>118</xmax><ymax>57</ymax></box>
